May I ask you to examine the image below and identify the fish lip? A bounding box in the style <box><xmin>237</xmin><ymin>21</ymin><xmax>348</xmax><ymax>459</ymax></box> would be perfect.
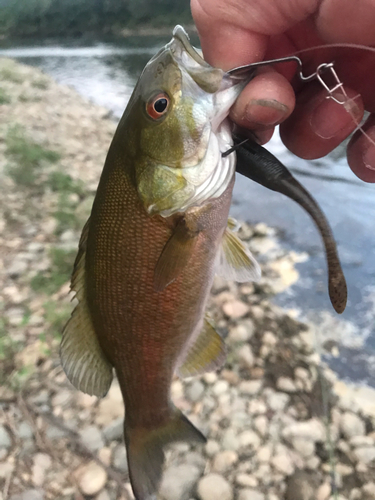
<box><xmin>172</xmin><ymin>25</ymin><xmax>210</xmax><ymax>68</ymax></box>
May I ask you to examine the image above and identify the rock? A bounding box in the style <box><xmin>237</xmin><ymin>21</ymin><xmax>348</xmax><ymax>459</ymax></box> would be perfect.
<box><xmin>205</xmin><ymin>440</ymin><xmax>220</xmax><ymax>457</ymax></box>
<box><xmin>316</xmin><ymin>482</ymin><xmax>331</xmax><ymax>500</ymax></box>
<box><xmin>113</xmin><ymin>445</ymin><xmax>128</xmax><ymax>472</ymax></box>
<box><xmin>235</xmin><ymin>474</ymin><xmax>258</xmax><ymax>488</ymax></box>
<box><xmin>221</xmin><ymin>429</ymin><xmax>239</xmax><ymax>451</ymax></box>
<box><xmin>45</xmin><ymin>425</ymin><xmax>68</xmax><ymax>440</ymax></box>
<box><xmin>95</xmin><ymin>490</ymin><xmax>111</xmax><ymax>500</ymax></box>
<box><xmin>253</xmin><ymin>416</ymin><xmax>268</xmax><ymax>437</ymax></box>
<box><xmin>239</xmin><ymin>380</ymin><xmax>262</xmax><ymax>395</ymax></box>
<box><xmin>271</xmin><ymin>453</ymin><xmax>295</xmax><ymax>476</ymax></box>
<box><xmin>236</xmin><ymin>345</ymin><xmax>254</xmax><ymax>369</ymax></box>
<box><xmin>197</xmin><ymin>474</ymin><xmax>233</xmax><ymax>500</ymax></box>
<box><xmin>96</xmin><ymin>381</ymin><xmax>123</xmax><ymax>425</ymax></box>
<box><xmin>103</xmin><ymin>416</ymin><xmax>123</xmax><ymax>442</ymax></box>
<box><xmin>277</xmin><ymin>377</ymin><xmax>298</xmax><ymax>393</ymax></box>
<box><xmin>186</xmin><ymin>380</ymin><xmax>205</xmax><ymax>402</ymax></box>
<box><xmin>9</xmin><ymin>489</ymin><xmax>44</xmax><ymax>500</ymax></box>
<box><xmin>238</xmin><ymin>489</ymin><xmax>265</xmax><ymax>500</ymax></box>
<box><xmin>0</xmin><ymin>426</ymin><xmax>11</xmax><ymax>449</ymax></box>
<box><xmin>362</xmin><ymin>482</ymin><xmax>375</xmax><ymax>499</ymax></box>
<box><xmin>7</xmin><ymin>258</ymin><xmax>28</xmax><ymax>277</ymax></box>
<box><xmin>285</xmin><ymin>471</ymin><xmax>319</xmax><ymax>500</ymax></box>
<box><xmin>32</xmin><ymin>453</ymin><xmax>52</xmax><ymax>486</ymax></box>
<box><xmin>282</xmin><ymin>419</ymin><xmax>325</xmax><ymax>443</ymax></box>
<box><xmin>79</xmin><ymin>425</ymin><xmax>105</xmax><ymax>452</ymax></box>
<box><xmin>265</xmin><ymin>391</ymin><xmax>290</xmax><ymax>412</ymax></box>
<box><xmin>51</xmin><ymin>389</ymin><xmax>72</xmax><ymax>408</ymax></box>
<box><xmin>160</xmin><ymin>465</ymin><xmax>201</xmax><ymax>500</ymax></box>
<box><xmin>238</xmin><ymin>430</ymin><xmax>261</xmax><ymax>450</ymax></box>
<box><xmin>340</xmin><ymin>412</ymin><xmax>366</xmax><ymax>439</ymax></box>
<box><xmin>256</xmin><ymin>445</ymin><xmax>272</xmax><ymax>463</ymax></box>
<box><xmin>212</xmin><ymin>380</ymin><xmax>229</xmax><ymax>396</ymax></box>
<box><xmin>350</xmin><ymin>436</ymin><xmax>374</xmax><ymax>447</ymax></box>
<box><xmin>353</xmin><ymin>446</ymin><xmax>375</xmax><ymax>464</ymax></box>
<box><xmin>212</xmin><ymin>451</ymin><xmax>238</xmax><ymax>472</ymax></box>
<box><xmin>222</xmin><ymin>300</ymin><xmax>250</xmax><ymax>318</ymax></box>
<box><xmin>227</xmin><ymin>321</ymin><xmax>255</xmax><ymax>343</ymax></box>
<box><xmin>77</xmin><ymin>461</ymin><xmax>107</xmax><ymax>496</ymax></box>
<box><xmin>290</xmin><ymin>438</ymin><xmax>315</xmax><ymax>458</ymax></box>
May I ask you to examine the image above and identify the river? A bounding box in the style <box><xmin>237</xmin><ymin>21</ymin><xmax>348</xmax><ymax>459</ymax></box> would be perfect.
<box><xmin>1</xmin><ymin>34</ymin><xmax>374</xmax><ymax>385</ymax></box>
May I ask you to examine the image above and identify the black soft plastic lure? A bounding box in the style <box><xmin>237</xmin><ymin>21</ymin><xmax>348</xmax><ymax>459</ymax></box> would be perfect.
<box><xmin>232</xmin><ymin>134</ymin><xmax>347</xmax><ymax>314</ymax></box>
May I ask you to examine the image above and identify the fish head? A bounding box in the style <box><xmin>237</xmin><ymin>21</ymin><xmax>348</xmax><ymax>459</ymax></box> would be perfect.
<box><xmin>123</xmin><ymin>25</ymin><xmax>251</xmax><ymax>216</ymax></box>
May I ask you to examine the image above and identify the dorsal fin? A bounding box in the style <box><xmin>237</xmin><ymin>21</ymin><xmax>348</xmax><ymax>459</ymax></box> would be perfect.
<box><xmin>178</xmin><ymin>316</ymin><xmax>227</xmax><ymax>378</ymax></box>
<box><xmin>60</xmin><ymin>217</ymin><xmax>113</xmax><ymax>397</ymax></box>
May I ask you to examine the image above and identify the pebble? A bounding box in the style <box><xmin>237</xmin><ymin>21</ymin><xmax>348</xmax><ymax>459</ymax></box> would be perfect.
<box><xmin>236</xmin><ymin>345</ymin><xmax>254</xmax><ymax>369</ymax></box>
<box><xmin>277</xmin><ymin>377</ymin><xmax>298</xmax><ymax>393</ymax></box>
<box><xmin>353</xmin><ymin>446</ymin><xmax>375</xmax><ymax>464</ymax></box>
<box><xmin>197</xmin><ymin>474</ymin><xmax>233</xmax><ymax>500</ymax></box>
<box><xmin>340</xmin><ymin>412</ymin><xmax>366</xmax><ymax>439</ymax></box>
<box><xmin>317</xmin><ymin>482</ymin><xmax>331</xmax><ymax>500</ymax></box>
<box><xmin>79</xmin><ymin>425</ymin><xmax>105</xmax><ymax>452</ymax></box>
<box><xmin>235</xmin><ymin>474</ymin><xmax>258</xmax><ymax>488</ymax></box>
<box><xmin>160</xmin><ymin>465</ymin><xmax>201</xmax><ymax>500</ymax></box>
<box><xmin>238</xmin><ymin>430</ymin><xmax>261</xmax><ymax>450</ymax></box>
<box><xmin>9</xmin><ymin>490</ymin><xmax>44</xmax><ymax>500</ymax></box>
<box><xmin>45</xmin><ymin>425</ymin><xmax>68</xmax><ymax>440</ymax></box>
<box><xmin>77</xmin><ymin>461</ymin><xmax>107</xmax><ymax>496</ymax></box>
<box><xmin>253</xmin><ymin>416</ymin><xmax>268</xmax><ymax>437</ymax></box>
<box><xmin>186</xmin><ymin>380</ymin><xmax>205</xmax><ymax>402</ymax></box>
<box><xmin>205</xmin><ymin>440</ymin><xmax>220</xmax><ymax>457</ymax></box>
<box><xmin>256</xmin><ymin>445</ymin><xmax>272</xmax><ymax>463</ymax></box>
<box><xmin>239</xmin><ymin>380</ymin><xmax>262</xmax><ymax>395</ymax></box>
<box><xmin>227</xmin><ymin>321</ymin><xmax>255</xmax><ymax>343</ymax></box>
<box><xmin>271</xmin><ymin>453</ymin><xmax>295</xmax><ymax>476</ymax></box>
<box><xmin>285</xmin><ymin>470</ymin><xmax>317</xmax><ymax>500</ymax></box>
<box><xmin>266</xmin><ymin>391</ymin><xmax>290</xmax><ymax>412</ymax></box>
<box><xmin>222</xmin><ymin>300</ymin><xmax>250</xmax><ymax>318</ymax></box>
<box><xmin>32</xmin><ymin>453</ymin><xmax>52</xmax><ymax>486</ymax></box>
<box><xmin>0</xmin><ymin>426</ymin><xmax>11</xmax><ymax>449</ymax></box>
<box><xmin>103</xmin><ymin>416</ymin><xmax>123</xmax><ymax>442</ymax></box>
<box><xmin>290</xmin><ymin>437</ymin><xmax>315</xmax><ymax>458</ymax></box>
<box><xmin>282</xmin><ymin>419</ymin><xmax>325</xmax><ymax>443</ymax></box>
<box><xmin>221</xmin><ymin>429</ymin><xmax>239</xmax><ymax>451</ymax></box>
<box><xmin>112</xmin><ymin>444</ymin><xmax>128</xmax><ymax>472</ymax></box>
<box><xmin>362</xmin><ymin>482</ymin><xmax>375</xmax><ymax>499</ymax></box>
<box><xmin>212</xmin><ymin>380</ymin><xmax>229</xmax><ymax>396</ymax></box>
<box><xmin>212</xmin><ymin>451</ymin><xmax>238</xmax><ymax>473</ymax></box>
<box><xmin>238</xmin><ymin>489</ymin><xmax>265</xmax><ymax>500</ymax></box>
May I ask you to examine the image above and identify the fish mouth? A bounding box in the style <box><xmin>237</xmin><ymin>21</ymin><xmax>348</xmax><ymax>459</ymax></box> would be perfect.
<box><xmin>169</xmin><ymin>25</ymin><xmax>254</xmax><ymax>94</ymax></box>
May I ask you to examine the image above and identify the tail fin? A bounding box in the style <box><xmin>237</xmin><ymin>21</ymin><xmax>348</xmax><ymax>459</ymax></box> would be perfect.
<box><xmin>125</xmin><ymin>407</ymin><xmax>206</xmax><ymax>500</ymax></box>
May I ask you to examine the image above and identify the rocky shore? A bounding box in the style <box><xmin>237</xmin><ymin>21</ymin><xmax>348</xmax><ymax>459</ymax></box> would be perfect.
<box><xmin>1</xmin><ymin>58</ymin><xmax>375</xmax><ymax>500</ymax></box>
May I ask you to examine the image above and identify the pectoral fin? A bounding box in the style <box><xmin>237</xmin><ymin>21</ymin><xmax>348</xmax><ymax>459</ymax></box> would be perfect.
<box><xmin>60</xmin><ymin>218</ymin><xmax>113</xmax><ymax>397</ymax></box>
<box><xmin>178</xmin><ymin>316</ymin><xmax>227</xmax><ymax>378</ymax></box>
<box><xmin>154</xmin><ymin>217</ymin><xmax>199</xmax><ymax>292</ymax></box>
<box><xmin>234</xmin><ymin>134</ymin><xmax>347</xmax><ymax>314</ymax></box>
<box><xmin>217</xmin><ymin>223</ymin><xmax>261</xmax><ymax>283</ymax></box>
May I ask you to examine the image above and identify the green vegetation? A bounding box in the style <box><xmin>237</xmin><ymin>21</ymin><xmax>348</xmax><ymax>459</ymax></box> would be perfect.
<box><xmin>47</xmin><ymin>171</ymin><xmax>84</xmax><ymax>196</ymax></box>
<box><xmin>0</xmin><ymin>319</ymin><xmax>21</xmax><ymax>387</ymax></box>
<box><xmin>30</xmin><ymin>247</ymin><xmax>76</xmax><ymax>295</ymax></box>
<box><xmin>43</xmin><ymin>301</ymin><xmax>71</xmax><ymax>340</ymax></box>
<box><xmin>0</xmin><ymin>0</ymin><xmax>193</xmax><ymax>37</ymax></box>
<box><xmin>0</xmin><ymin>65</ymin><xmax>24</xmax><ymax>83</ymax></box>
<box><xmin>5</xmin><ymin>125</ymin><xmax>61</xmax><ymax>187</ymax></box>
<box><xmin>0</xmin><ymin>87</ymin><xmax>11</xmax><ymax>104</ymax></box>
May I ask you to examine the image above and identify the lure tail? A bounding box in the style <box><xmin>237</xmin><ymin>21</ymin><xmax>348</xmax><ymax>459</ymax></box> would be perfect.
<box><xmin>234</xmin><ymin>134</ymin><xmax>347</xmax><ymax>313</ymax></box>
<box><xmin>125</xmin><ymin>407</ymin><xmax>206</xmax><ymax>500</ymax></box>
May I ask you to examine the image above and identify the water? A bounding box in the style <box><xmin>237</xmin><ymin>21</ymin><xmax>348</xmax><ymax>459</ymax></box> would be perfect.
<box><xmin>1</xmin><ymin>36</ymin><xmax>375</xmax><ymax>385</ymax></box>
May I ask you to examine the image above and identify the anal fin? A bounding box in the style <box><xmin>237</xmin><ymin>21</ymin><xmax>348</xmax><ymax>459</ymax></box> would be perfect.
<box><xmin>60</xmin><ymin>217</ymin><xmax>113</xmax><ymax>397</ymax></box>
<box><xmin>178</xmin><ymin>316</ymin><xmax>227</xmax><ymax>378</ymax></box>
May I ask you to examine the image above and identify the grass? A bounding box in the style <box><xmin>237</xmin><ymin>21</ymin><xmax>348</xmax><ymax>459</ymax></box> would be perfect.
<box><xmin>43</xmin><ymin>301</ymin><xmax>72</xmax><ymax>340</ymax></box>
<box><xmin>47</xmin><ymin>171</ymin><xmax>84</xmax><ymax>196</ymax></box>
<box><xmin>5</xmin><ymin>125</ymin><xmax>61</xmax><ymax>187</ymax></box>
<box><xmin>0</xmin><ymin>65</ymin><xmax>24</xmax><ymax>83</ymax></box>
<box><xmin>0</xmin><ymin>319</ymin><xmax>22</xmax><ymax>387</ymax></box>
<box><xmin>0</xmin><ymin>87</ymin><xmax>11</xmax><ymax>104</ymax></box>
<box><xmin>30</xmin><ymin>247</ymin><xmax>76</xmax><ymax>295</ymax></box>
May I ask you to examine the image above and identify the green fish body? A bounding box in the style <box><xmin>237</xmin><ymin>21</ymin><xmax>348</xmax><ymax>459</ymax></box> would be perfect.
<box><xmin>60</xmin><ymin>26</ymin><xmax>260</xmax><ymax>500</ymax></box>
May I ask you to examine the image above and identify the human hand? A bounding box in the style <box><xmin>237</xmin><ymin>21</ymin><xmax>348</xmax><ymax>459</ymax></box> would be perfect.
<box><xmin>191</xmin><ymin>0</ymin><xmax>375</xmax><ymax>182</ymax></box>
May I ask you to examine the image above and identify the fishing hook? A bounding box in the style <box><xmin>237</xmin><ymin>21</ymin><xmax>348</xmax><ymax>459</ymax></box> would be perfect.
<box><xmin>223</xmin><ymin>55</ymin><xmax>347</xmax><ymax>157</ymax></box>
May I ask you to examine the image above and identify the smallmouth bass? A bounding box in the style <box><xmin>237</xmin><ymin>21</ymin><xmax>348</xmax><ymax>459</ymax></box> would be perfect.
<box><xmin>60</xmin><ymin>26</ymin><xmax>347</xmax><ymax>500</ymax></box>
<box><xmin>60</xmin><ymin>26</ymin><xmax>260</xmax><ymax>500</ymax></box>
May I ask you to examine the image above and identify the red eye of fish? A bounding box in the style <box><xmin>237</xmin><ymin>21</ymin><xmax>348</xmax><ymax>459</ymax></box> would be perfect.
<box><xmin>146</xmin><ymin>93</ymin><xmax>170</xmax><ymax>119</ymax></box>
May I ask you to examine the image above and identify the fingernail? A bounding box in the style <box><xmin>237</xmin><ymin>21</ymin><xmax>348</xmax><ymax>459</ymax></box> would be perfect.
<box><xmin>310</xmin><ymin>97</ymin><xmax>352</xmax><ymax>139</ymax></box>
<box><xmin>245</xmin><ymin>99</ymin><xmax>289</xmax><ymax>126</ymax></box>
<box><xmin>363</xmin><ymin>144</ymin><xmax>375</xmax><ymax>171</ymax></box>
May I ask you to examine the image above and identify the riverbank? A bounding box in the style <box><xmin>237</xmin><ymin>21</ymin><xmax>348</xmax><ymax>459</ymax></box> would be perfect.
<box><xmin>1</xmin><ymin>58</ymin><xmax>375</xmax><ymax>500</ymax></box>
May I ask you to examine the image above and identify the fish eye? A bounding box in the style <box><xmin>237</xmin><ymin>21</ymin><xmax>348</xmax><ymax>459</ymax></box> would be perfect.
<box><xmin>146</xmin><ymin>93</ymin><xmax>170</xmax><ymax>120</ymax></box>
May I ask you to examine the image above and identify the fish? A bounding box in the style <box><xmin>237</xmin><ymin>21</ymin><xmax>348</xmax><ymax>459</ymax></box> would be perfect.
<box><xmin>60</xmin><ymin>25</ymin><xmax>261</xmax><ymax>500</ymax></box>
<box><xmin>60</xmin><ymin>25</ymin><xmax>348</xmax><ymax>500</ymax></box>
